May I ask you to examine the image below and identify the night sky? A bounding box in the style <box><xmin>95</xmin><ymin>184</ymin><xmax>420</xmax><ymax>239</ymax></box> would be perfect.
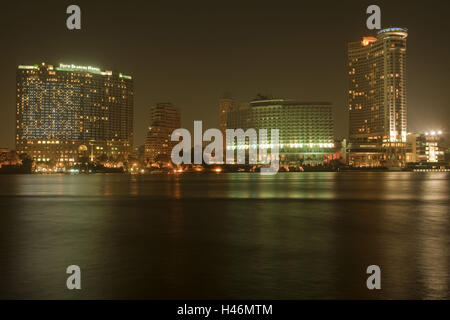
<box><xmin>1</xmin><ymin>0</ymin><xmax>449</xmax><ymax>149</ymax></box>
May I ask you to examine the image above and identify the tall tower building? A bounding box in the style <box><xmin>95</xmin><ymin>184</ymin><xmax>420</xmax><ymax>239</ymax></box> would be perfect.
<box><xmin>145</xmin><ymin>103</ymin><xmax>181</xmax><ymax>163</ymax></box>
<box><xmin>16</xmin><ymin>62</ymin><xmax>134</xmax><ymax>164</ymax></box>
<box><xmin>347</xmin><ymin>27</ymin><xmax>408</xmax><ymax>167</ymax></box>
<box><xmin>219</xmin><ymin>93</ymin><xmax>236</xmax><ymax>137</ymax></box>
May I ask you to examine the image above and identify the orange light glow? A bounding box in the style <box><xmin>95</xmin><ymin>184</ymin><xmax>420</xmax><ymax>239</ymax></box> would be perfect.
<box><xmin>362</xmin><ymin>37</ymin><xmax>377</xmax><ymax>46</ymax></box>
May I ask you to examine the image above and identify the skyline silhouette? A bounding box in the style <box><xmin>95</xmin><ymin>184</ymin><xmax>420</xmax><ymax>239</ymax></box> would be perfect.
<box><xmin>1</xmin><ymin>0</ymin><xmax>449</xmax><ymax>149</ymax></box>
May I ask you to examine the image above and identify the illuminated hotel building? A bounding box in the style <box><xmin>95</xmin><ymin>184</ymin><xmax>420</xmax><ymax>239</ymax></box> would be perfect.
<box><xmin>407</xmin><ymin>131</ymin><xmax>445</xmax><ymax>164</ymax></box>
<box><xmin>348</xmin><ymin>28</ymin><xmax>408</xmax><ymax>167</ymax></box>
<box><xmin>16</xmin><ymin>63</ymin><xmax>134</xmax><ymax>164</ymax></box>
<box><xmin>145</xmin><ymin>103</ymin><xmax>181</xmax><ymax>163</ymax></box>
<box><xmin>226</xmin><ymin>99</ymin><xmax>335</xmax><ymax>165</ymax></box>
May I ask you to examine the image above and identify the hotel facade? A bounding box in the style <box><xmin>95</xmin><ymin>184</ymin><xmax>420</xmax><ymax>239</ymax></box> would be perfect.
<box><xmin>224</xmin><ymin>98</ymin><xmax>335</xmax><ymax>165</ymax></box>
<box><xmin>16</xmin><ymin>63</ymin><xmax>134</xmax><ymax>165</ymax></box>
<box><xmin>347</xmin><ymin>28</ymin><xmax>408</xmax><ymax>167</ymax></box>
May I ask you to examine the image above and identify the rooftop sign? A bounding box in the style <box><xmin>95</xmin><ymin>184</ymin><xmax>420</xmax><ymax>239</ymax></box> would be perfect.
<box><xmin>57</xmin><ymin>63</ymin><xmax>102</xmax><ymax>75</ymax></box>
<box><xmin>377</xmin><ymin>27</ymin><xmax>408</xmax><ymax>35</ymax></box>
<box><xmin>119</xmin><ymin>73</ymin><xmax>132</xmax><ymax>80</ymax></box>
<box><xmin>18</xmin><ymin>65</ymin><xmax>39</xmax><ymax>70</ymax></box>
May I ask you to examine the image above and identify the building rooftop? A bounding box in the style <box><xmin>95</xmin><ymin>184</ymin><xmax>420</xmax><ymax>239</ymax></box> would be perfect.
<box><xmin>250</xmin><ymin>99</ymin><xmax>332</xmax><ymax>107</ymax></box>
<box><xmin>18</xmin><ymin>63</ymin><xmax>133</xmax><ymax>79</ymax></box>
<box><xmin>377</xmin><ymin>27</ymin><xmax>408</xmax><ymax>39</ymax></box>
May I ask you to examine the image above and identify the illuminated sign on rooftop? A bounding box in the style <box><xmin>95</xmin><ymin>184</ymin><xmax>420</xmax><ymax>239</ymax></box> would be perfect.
<box><xmin>119</xmin><ymin>73</ymin><xmax>132</xmax><ymax>80</ymax></box>
<box><xmin>18</xmin><ymin>65</ymin><xmax>39</xmax><ymax>70</ymax></box>
<box><xmin>377</xmin><ymin>27</ymin><xmax>408</xmax><ymax>35</ymax></box>
<box><xmin>57</xmin><ymin>63</ymin><xmax>102</xmax><ymax>74</ymax></box>
<box><xmin>19</xmin><ymin>63</ymin><xmax>130</xmax><ymax>78</ymax></box>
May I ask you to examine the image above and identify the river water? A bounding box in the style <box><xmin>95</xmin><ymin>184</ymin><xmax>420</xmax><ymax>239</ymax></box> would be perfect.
<box><xmin>0</xmin><ymin>172</ymin><xmax>448</xmax><ymax>299</ymax></box>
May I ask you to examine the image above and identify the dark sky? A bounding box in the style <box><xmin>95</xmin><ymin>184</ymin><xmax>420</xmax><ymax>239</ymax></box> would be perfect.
<box><xmin>1</xmin><ymin>0</ymin><xmax>449</xmax><ymax>149</ymax></box>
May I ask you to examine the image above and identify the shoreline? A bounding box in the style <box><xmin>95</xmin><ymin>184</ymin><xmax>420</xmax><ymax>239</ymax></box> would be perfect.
<box><xmin>2</xmin><ymin>169</ymin><xmax>450</xmax><ymax>175</ymax></box>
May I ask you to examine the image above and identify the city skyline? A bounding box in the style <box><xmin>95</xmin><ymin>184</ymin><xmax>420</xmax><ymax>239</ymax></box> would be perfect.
<box><xmin>1</xmin><ymin>1</ymin><xmax>450</xmax><ymax>303</ymax></box>
<box><xmin>6</xmin><ymin>22</ymin><xmax>449</xmax><ymax>169</ymax></box>
<box><xmin>1</xmin><ymin>1</ymin><xmax>449</xmax><ymax>150</ymax></box>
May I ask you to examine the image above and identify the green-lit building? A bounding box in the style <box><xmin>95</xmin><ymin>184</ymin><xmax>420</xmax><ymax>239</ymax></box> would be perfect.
<box><xmin>16</xmin><ymin>63</ymin><xmax>134</xmax><ymax>165</ymax></box>
<box><xmin>225</xmin><ymin>98</ymin><xmax>335</xmax><ymax>165</ymax></box>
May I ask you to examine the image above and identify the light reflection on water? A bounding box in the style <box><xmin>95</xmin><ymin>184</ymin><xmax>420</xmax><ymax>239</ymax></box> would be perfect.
<box><xmin>5</xmin><ymin>172</ymin><xmax>449</xmax><ymax>201</ymax></box>
<box><xmin>0</xmin><ymin>173</ymin><xmax>448</xmax><ymax>299</ymax></box>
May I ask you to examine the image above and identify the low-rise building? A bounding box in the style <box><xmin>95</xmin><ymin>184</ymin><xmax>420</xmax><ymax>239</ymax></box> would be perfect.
<box><xmin>406</xmin><ymin>131</ymin><xmax>446</xmax><ymax>165</ymax></box>
<box><xmin>0</xmin><ymin>148</ymin><xmax>22</xmax><ymax>168</ymax></box>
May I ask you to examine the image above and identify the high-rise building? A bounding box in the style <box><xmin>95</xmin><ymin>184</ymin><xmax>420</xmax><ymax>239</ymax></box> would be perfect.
<box><xmin>16</xmin><ymin>63</ymin><xmax>134</xmax><ymax>164</ymax></box>
<box><xmin>218</xmin><ymin>93</ymin><xmax>236</xmax><ymax>137</ymax></box>
<box><xmin>347</xmin><ymin>28</ymin><xmax>408</xmax><ymax>167</ymax></box>
<box><xmin>225</xmin><ymin>98</ymin><xmax>335</xmax><ymax>165</ymax></box>
<box><xmin>145</xmin><ymin>103</ymin><xmax>181</xmax><ymax>163</ymax></box>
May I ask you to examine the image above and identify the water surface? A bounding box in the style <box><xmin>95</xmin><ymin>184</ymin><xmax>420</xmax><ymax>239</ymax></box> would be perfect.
<box><xmin>0</xmin><ymin>173</ymin><xmax>449</xmax><ymax>299</ymax></box>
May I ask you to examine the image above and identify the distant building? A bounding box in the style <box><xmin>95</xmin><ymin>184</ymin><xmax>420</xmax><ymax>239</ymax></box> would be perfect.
<box><xmin>16</xmin><ymin>63</ymin><xmax>134</xmax><ymax>164</ymax></box>
<box><xmin>145</xmin><ymin>103</ymin><xmax>181</xmax><ymax>163</ymax></box>
<box><xmin>347</xmin><ymin>28</ymin><xmax>408</xmax><ymax>167</ymax></box>
<box><xmin>133</xmin><ymin>144</ymin><xmax>145</xmax><ymax>164</ymax></box>
<box><xmin>218</xmin><ymin>93</ymin><xmax>236</xmax><ymax>137</ymax></box>
<box><xmin>406</xmin><ymin>133</ymin><xmax>420</xmax><ymax>163</ymax></box>
<box><xmin>0</xmin><ymin>148</ymin><xmax>21</xmax><ymax>168</ymax></box>
<box><xmin>334</xmin><ymin>138</ymin><xmax>347</xmax><ymax>163</ymax></box>
<box><xmin>225</xmin><ymin>98</ymin><xmax>335</xmax><ymax>165</ymax></box>
<box><xmin>445</xmin><ymin>148</ymin><xmax>450</xmax><ymax>165</ymax></box>
<box><xmin>407</xmin><ymin>131</ymin><xmax>445</xmax><ymax>164</ymax></box>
